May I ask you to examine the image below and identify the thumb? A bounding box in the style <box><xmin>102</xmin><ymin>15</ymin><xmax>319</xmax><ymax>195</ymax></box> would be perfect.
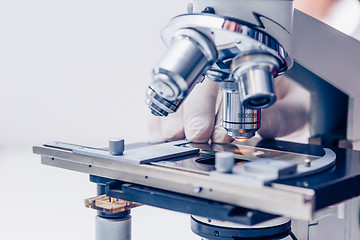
<box><xmin>183</xmin><ymin>78</ymin><xmax>219</xmax><ymax>143</ymax></box>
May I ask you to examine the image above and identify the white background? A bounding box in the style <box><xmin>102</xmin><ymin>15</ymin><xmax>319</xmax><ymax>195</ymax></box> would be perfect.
<box><xmin>1</xmin><ymin>1</ymin><xmax>358</xmax><ymax>239</ymax></box>
<box><xmin>0</xmin><ymin>1</ymin><xmax>198</xmax><ymax>239</ymax></box>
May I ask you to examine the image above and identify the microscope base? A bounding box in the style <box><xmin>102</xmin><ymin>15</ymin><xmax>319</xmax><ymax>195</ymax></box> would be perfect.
<box><xmin>191</xmin><ymin>216</ymin><xmax>295</xmax><ymax>240</ymax></box>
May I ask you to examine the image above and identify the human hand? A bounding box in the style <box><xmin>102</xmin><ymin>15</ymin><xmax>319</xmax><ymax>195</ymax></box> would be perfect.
<box><xmin>148</xmin><ymin>76</ymin><xmax>310</xmax><ymax>143</ymax></box>
<box><xmin>257</xmin><ymin>76</ymin><xmax>310</xmax><ymax>139</ymax></box>
<box><xmin>148</xmin><ymin>78</ymin><xmax>233</xmax><ymax>143</ymax></box>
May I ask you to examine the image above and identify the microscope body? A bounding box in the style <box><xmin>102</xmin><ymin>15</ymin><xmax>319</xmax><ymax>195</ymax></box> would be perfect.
<box><xmin>191</xmin><ymin>0</ymin><xmax>294</xmax><ymax>61</ymax></box>
<box><xmin>146</xmin><ymin>0</ymin><xmax>296</xmax><ymax>139</ymax></box>
<box><xmin>146</xmin><ymin>0</ymin><xmax>360</xmax><ymax>148</ymax></box>
<box><xmin>145</xmin><ymin>0</ymin><xmax>360</xmax><ymax>239</ymax></box>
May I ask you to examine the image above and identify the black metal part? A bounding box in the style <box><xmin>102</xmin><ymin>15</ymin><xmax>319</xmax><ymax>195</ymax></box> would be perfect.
<box><xmin>244</xmin><ymin>138</ymin><xmax>326</xmax><ymax>156</ymax></box>
<box><xmin>191</xmin><ymin>216</ymin><xmax>295</xmax><ymax>240</ymax></box>
<box><xmin>237</xmin><ymin>140</ymin><xmax>360</xmax><ymax>211</ymax></box>
<box><xmin>274</xmin><ymin>147</ymin><xmax>360</xmax><ymax>210</ymax></box>
<box><xmin>104</xmin><ymin>180</ymin><xmax>278</xmax><ymax>225</ymax></box>
<box><xmin>202</xmin><ymin>7</ymin><xmax>215</xmax><ymax>14</ymax></box>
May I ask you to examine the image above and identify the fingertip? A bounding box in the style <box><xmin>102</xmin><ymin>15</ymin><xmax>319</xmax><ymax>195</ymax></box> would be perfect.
<box><xmin>211</xmin><ymin>126</ymin><xmax>234</xmax><ymax>143</ymax></box>
<box><xmin>163</xmin><ymin>130</ymin><xmax>186</xmax><ymax>141</ymax></box>
<box><xmin>148</xmin><ymin>115</ymin><xmax>163</xmax><ymax>140</ymax></box>
<box><xmin>183</xmin><ymin>78</ymin><xmax>219</xmax><ymax>143</ymax></box>
<box><xmin>161</xmin><ymin>110</ymin><xmax>186</xmax><ymax>141</ymax></box>
<box><xmin>184</xmin><ymin>116</ymin><xmax>213</xmax><ymax>143</ymax></box>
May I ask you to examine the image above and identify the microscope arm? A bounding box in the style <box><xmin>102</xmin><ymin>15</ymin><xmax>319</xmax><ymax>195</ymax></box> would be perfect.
<box><xmin>284</xmin><ymin>9</ymin><xmax>360</xmax><ymax>149</ymax></box>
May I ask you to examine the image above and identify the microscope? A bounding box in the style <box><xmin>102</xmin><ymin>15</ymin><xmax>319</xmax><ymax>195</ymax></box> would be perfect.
<box><xmin>145</xmin><ymin>0</ymin><xmax>360</xmax><ymax>148</ymax></box>
<box><xmin>145</xmin><ymin>0</ymin><xmax>294</xmax><ymax>140</ymax></box>
<box><xmin>34</xmin><ymin>0</ymin><xmax>360</xmax><ymax>239</ymax></box>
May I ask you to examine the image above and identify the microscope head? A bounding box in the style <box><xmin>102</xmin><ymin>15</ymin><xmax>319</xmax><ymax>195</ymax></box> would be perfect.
<box><xmin>146</xmin><ymin>0</ymin><xmax>294</xmax><ymax>139</ymax></box>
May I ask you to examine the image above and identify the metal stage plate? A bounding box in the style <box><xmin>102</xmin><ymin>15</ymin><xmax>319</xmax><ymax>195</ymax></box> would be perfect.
<box><xmin>33</xmin><ymin>139</ymin><xmax>360</xmax><ymax>221</ymax></box>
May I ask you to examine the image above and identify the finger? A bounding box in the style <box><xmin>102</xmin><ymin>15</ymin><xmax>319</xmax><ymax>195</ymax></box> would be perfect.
<box><xmin>183</xmin><ymin>78</ymin><xmax>219</xmax><ymax>143</ymax></box>
<box><xmin>258</xmin><ymin>78</ymin><xmax>310</xmax><ymax>138</ymax></box>
<box><xmin>211</xmin><ymin>90</ymin><xmax>233</xmax><ymax>143</ymax></box>
<box><xmin>148</xmin><ymin>114</ymin><xmax>164</xmax><ymax>141</ymax></box>
<box><xmin>160</xmin><ymin>106</ymin><xmax>186</xmax><ymax>141</ymax></box>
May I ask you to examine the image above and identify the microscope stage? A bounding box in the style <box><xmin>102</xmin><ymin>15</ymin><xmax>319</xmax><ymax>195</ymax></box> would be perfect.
<box><xmin>33</xmin><ymin>139</ymin><xmax>360</xmax><ymax>222</ymax></box>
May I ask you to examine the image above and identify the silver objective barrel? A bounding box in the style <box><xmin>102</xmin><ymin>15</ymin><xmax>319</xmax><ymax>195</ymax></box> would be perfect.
<box><xmin>221</xmin><ymin>81</ymin><xmax>261</xmax><ymax>139</ymax></box>
<box><xmin>231</xmin><ymin>51</ymin><xmax>280</xmax><ymax>110</ymax></box>
<box><xmin>146</xmin><ymin>28</ymin><xmax>217</xmax><ymax>116</ymax></box>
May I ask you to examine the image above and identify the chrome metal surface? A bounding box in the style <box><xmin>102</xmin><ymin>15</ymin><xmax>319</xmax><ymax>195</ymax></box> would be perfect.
<box><xmin>33</xmin><ymin>143</ymin><xmax>316</xmax><ymax>220</ymax></box>
<box><xmin>147</xmin><ymin>6</ymin><xmax>293</xmax><ymax>137</ymax></box>
<box><xmin>206</xmin><ymin>67</ymin><xmax>230</xmax><ymax>82</ymax></box>
<box><xmin>109</xmin><ymin>138</ymin><xmax>125</xmax><ymax>156</ymax></box>
<box><xmin>151</xmin><ymin>28</ymin><xmax>217</xmax><ymax>101</ymax></box>
<box><xmin>221</xmin><ymin>81</ymin><xmax>261</xmax><ymax>138</ymax></box>
<box><xmin>232</xmin><ymin>51</ymin><xmax>279</xmax><ymax>109</ymax></box>
<box><xmin>223</xmin><ymin>121</ymin><xmax>261</xmax><ymax>139</ymax></box>
<box><xmin>96</xmin><ymin>215</ymin><xmax>131</xmax><ymax>240</ymax></box>
<box><xmin>73</xmin><ymin>141</ymin><xmax>199</xmax><ymax>165</ymax></box>
<box><xmin>215</xmin><ymin>151</ymin><xmax>234</xmax><ymax>173</ymax></box>
<box><xmin>161</xmin><ymin>14</ymin><xmax>289</xmax><ymax>72</ymax></box>
<box><xmin>145</xmin><ymin>87</ymin><xmax>183</xmax><ymax>117</ymax></box>
<box><xmin>191</xmin><ymin>0</ymin><xmax>294</xmax><ymax>68</ymax></box>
